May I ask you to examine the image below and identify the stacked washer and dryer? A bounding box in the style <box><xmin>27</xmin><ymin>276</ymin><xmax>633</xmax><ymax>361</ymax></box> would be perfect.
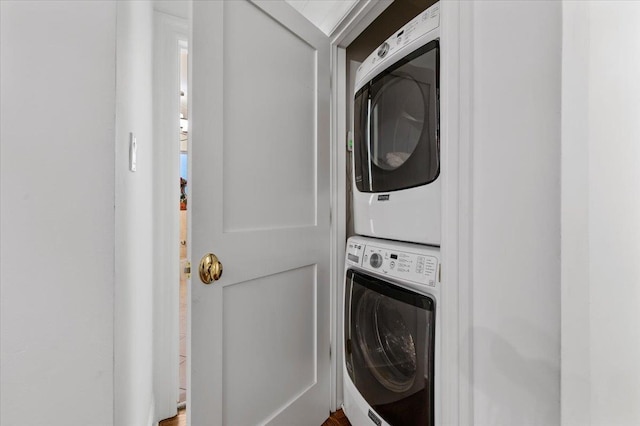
<box><xmin>343</xmin><ymin>3</ymin><xmax>442</xmax><ymax>426</ymax></box>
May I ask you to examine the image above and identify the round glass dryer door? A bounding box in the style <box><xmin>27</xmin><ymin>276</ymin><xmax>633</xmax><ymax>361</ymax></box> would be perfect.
<box><xmin>353</xmin><ymin>40</ymin><xmax>439</xmax><ymax>193</ymax></box>
<box><xmin>355</xmin><ymin>290</ymin><xmax>418</xmax><ymax>392</ymax></box>
<box><xmin>370</xmin><ymin>73</ymin><xmax>425</xmax><ymax>172</ymax></box>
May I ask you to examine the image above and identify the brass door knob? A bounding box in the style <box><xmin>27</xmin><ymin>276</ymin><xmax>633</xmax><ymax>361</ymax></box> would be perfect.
<box><xmin>199</xmin><ymin>253</ymin><xmax>223</xmax><ymax>284</ymax></box>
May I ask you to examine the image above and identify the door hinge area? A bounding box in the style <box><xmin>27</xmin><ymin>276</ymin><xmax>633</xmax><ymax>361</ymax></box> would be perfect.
<box><xmin>184</xmin><ymin>261</ymin><xmax>192</xmax><ymax>279</ymax></box>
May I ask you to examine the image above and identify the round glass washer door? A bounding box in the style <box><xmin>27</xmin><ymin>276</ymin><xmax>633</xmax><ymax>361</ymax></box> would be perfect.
<box><xmin>355</xmin><ymin>290</ymin><xmax>418</xmax><ymax>392</ymax></box>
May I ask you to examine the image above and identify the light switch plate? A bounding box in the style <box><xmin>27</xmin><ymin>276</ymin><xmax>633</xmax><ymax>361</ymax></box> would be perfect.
<box><xmin>129</xmin><ymin>132</ymin><xmax>137</xmax><ymax>172</ymax></box>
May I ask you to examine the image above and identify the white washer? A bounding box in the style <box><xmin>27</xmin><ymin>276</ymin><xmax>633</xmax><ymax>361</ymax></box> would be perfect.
<box><xmin>352</xmin><ymin>3</ymin><xmax>441</xmax><ymax>246</ymax></box>
<box><xmin>342</xmin><ymin>236</ymin><xmax>440</xmax><ymax>426</ymax></box>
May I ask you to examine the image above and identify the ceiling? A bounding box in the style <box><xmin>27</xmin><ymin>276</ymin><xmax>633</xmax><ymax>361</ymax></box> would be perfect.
<box><xmin>285</xmin><ymin>0</ymin><xmax>358</xmax><ymax>35</ymax></box>
<box><xmin>153</xmin><ymin>0</ymin><xmax>359</xmax><ymax>37</ymax></box>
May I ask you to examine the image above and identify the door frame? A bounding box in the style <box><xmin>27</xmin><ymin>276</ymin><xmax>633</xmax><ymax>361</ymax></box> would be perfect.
<box><xmin>327</xmin><ymin>0</ymin><xmax>394</xmax><ymax>412</ymax></box>
<box><xmin>328</xmin><ymin>1</ymin><xmax>474</xmax><ymax>422</ymax></box>
<box><xmin>150</xmin><ymin>1</ymin><xmax>474</xmax><ymax>424</ymax></box>
<box><xmin>152</xmin><ymin>10</ymin><xmax>188</xmax><ymax>423</ymax></box>
<box><xmin>437</xmin><ymin>2</ymin><xmax>474</xmax><ymax>424</ymax></box>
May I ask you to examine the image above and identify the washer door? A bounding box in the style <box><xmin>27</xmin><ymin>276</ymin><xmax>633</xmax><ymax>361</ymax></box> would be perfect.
<box><xmin>344</xmin><ymin>269</ymin><xmax>435</xmax><ymax>426</ymax></box>
<box><xmin>355</xmin><ymin>291</ymin><xmax>417</xmax><ymax>392</ymax></box>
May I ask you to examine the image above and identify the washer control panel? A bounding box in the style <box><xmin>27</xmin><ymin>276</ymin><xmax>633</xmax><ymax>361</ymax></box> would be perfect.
<box><xmin>345</xmin><ymin>238</ymin><xmax>439</xmax><ymax>287</ymax></box>
<box><xmin>365</xmin><ymin>246</ymin><xmax>438</xmax><ymax>288</ymax></box>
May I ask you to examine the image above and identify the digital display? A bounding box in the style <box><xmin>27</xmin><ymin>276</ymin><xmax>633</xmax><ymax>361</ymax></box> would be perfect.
<box><xmin>390</xmin><ymin>254</ymin><xmax>398</xmax><ymax>259</ymax></box>
<box><xmin>348</xmin><ymin>254</ymin><xmax>360</xmax><ymax>263</ymax></box>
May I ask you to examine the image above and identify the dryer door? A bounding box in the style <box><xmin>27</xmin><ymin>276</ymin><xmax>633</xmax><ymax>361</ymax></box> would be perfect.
<box><xmin>353</xmin><ymin>40</ymin><xmax>439</xmax><ymax>193</ymax></box>
<box><xmin>344</xmin><ymin>269</ymin><xmax>435</xmax><ymax>426</ymax></box>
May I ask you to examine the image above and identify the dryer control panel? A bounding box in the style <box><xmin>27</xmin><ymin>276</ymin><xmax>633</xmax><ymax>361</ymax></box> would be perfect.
<box><xmin>355</xmin><ymin>2</ymin><xmax>440</xmax><ymax>92</ymax></box>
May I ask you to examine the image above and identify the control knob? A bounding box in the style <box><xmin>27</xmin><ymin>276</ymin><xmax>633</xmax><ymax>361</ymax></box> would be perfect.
<box><xmin>369</xmin><ymin>253</ymin><xmax>383</xmax><ymax>268</ymax></box>
<box><xmin>377</xmin><ymin>42</ymin><xmax>389</xmax><ymax>58</ymax></box>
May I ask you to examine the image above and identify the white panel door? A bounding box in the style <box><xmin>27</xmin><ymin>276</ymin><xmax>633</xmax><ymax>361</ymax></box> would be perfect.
<box><xmin>190</xmin><ymin>1</ymin><xmax>331</xmax><ymax>425</ymax></box>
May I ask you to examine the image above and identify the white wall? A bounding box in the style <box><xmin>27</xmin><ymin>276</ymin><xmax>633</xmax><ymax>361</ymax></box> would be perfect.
<box><xmin>470</xmin><ymin>2</ymin><xmax>561</xmax><ymax>424</ymax></box>
<box><xmin>114</xmin><ymin>1</ymin><xmax>156</xmax><ymax>425</ymax></box>
<box><xmin>0</xmin><ymin>2</ymin><xmax>116</xmax><ymax>425</ymax></box>
<box><xmin>562</xmin><ymin>2</ymin><xmax>640</xmax><ymax>426</ymax></box>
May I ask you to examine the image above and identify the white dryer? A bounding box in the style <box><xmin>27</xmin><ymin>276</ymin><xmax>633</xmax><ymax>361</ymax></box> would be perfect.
<box><xmin>352</xmin><ymin>3</ymin><xmax>441</xmax><ymax>246</ymax></box>
<box><xmin>342</xmin><ymin>236</ymin><xmax>440</xmax><ymax>426</ymax></box>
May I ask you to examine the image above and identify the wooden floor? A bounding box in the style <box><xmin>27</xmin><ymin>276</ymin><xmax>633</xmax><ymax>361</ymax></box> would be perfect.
<box><xmin>159</xmin><ymin>408</ymin><xmax>351</xmax><ymax>426</ymax></box>
<box><xmin>159</xmin><ymin>409</ymin><xmax>185</xmax><ymax>426</ymax></box>
<box><xmin>321</xmin><ymin>409</ymin><xmax>352</xmax><ymax>426</ymax></box>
